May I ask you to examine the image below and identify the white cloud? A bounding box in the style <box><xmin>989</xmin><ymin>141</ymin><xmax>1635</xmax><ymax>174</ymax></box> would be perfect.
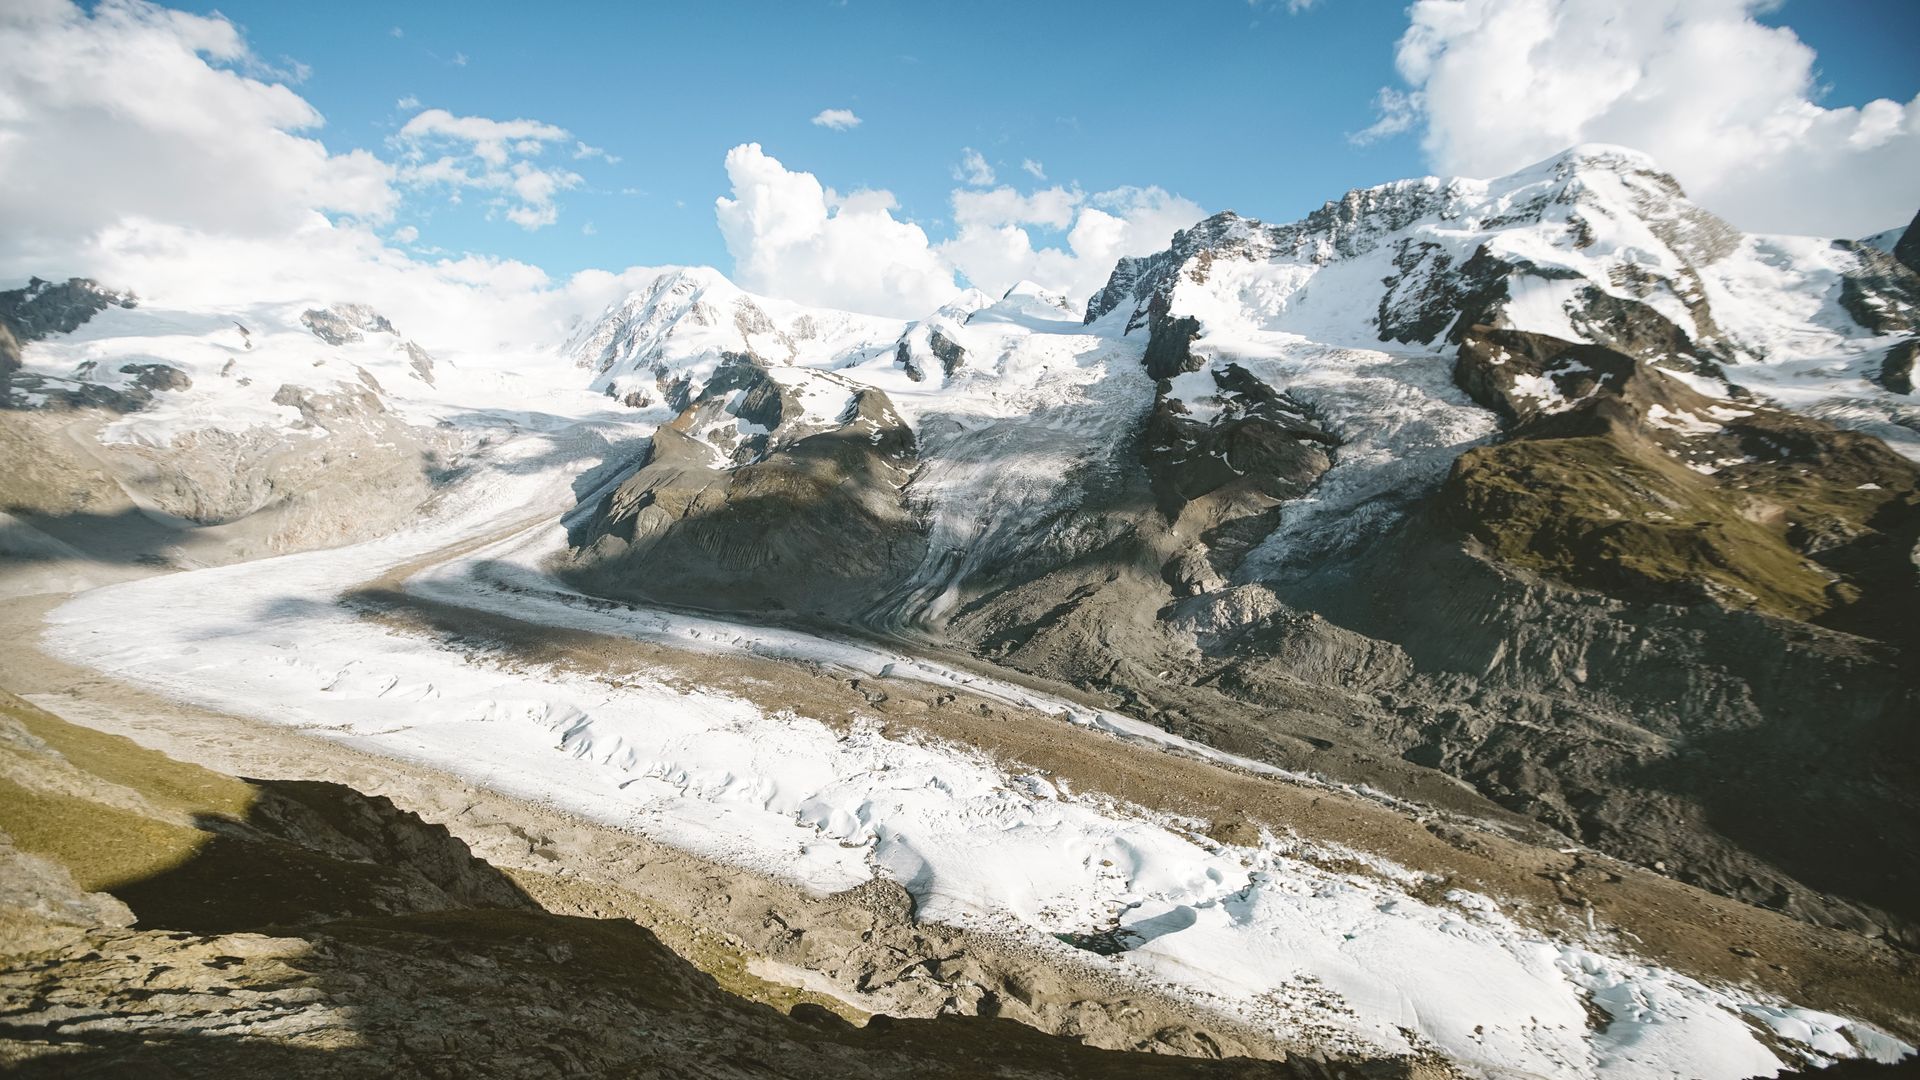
<box><xmin>1348</xmin><ymin>87</ymin><xmax>1420</xmax><ymax>146</ymax></box>
<box><xmin>1372</xmin><ymin>0</ymin><xmax>1920</xmax><ymax>237</ymax></box>
<box><xmin>388</xmin><ymin>26</ymin><xmax>403</xmax><ymax>39</ymax></box>
<box><xmin>397</xmin><ymin>109</ymin><xmax>568</xmax><ymax>165</ymax></box>
<box><xmin>0</xmin><ymin>5</ymin><xmax>663</xmax><ymax>362</ymax></box>
<box><xmin>938</xmin><ymin>185</ymin><xmax>1204</xmax><ymax>304</ymax></box>
<box><xmin>1021</xmin><ymin>158</ymin><xmax>1046</xmax><ymax>180</ymax></box>
<box><xmin>0</xmin><ymin>0</ymin><xmax>398</xmax><ymax>269</ymax></box>
<box><xmin>951</xmin><ymin>186</ymin><xmax>1081</xmax><ymax>231</ymax></box>
<box><xmin>954</xmin><ymin>148</ymin><xmax>995</xmax><ymax>187</ymax></box>
<box><xmin>391</xmin><ymin>108</ymin><xmax>590</xmax><ymax>230</ymax></box>
<box><xmin>714</xmin><ymin>143</ymin><xmax>1204</xmax><ymax>316</ymax></box>
<box><xmin>395</xmin><ymin>94</ymin><xmax>421</xmax><ymax>111</ymax></box>
<box><xmin>810</xmin><ymin>108</ymin><xmax>861</xmax><ymax>131</ymax></box>
<box><xmin>715</xmin><ymin>143</ymin><xmax>958</xmax><ymax>319</ymax></box>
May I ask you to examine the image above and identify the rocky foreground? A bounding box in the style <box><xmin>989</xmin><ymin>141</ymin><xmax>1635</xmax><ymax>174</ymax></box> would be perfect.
<box><xmin>1</xmin><ymin>689</ymin><xmax>1391</xmax><ymax>1078</ymax></box>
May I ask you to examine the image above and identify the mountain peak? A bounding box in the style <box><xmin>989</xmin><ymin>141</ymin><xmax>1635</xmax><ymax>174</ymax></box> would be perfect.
<box><xmin>1525</xmin><ymin>142</ymin><xmax>1665</xmax><ymax>177</ymax></box>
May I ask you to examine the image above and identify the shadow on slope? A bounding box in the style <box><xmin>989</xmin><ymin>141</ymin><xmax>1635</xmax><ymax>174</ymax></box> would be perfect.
<box><xmin>0</xmin><ymin>690</ymin><xmax>1387</xmax><ymax>1079</ymax></box>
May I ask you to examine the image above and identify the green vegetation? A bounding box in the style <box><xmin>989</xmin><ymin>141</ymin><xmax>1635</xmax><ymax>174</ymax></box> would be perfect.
<box><xmin>1445</xmin><ymin>431</ymin><xmax>1839</xmax><ymax>620</ymax></box>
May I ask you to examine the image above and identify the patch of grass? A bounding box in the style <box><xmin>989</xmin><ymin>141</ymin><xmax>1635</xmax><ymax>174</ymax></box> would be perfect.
<box><xmin>1445</xmin><ymin>432</ymin><xmax>1837</xmax><ymax>620</ymax></box>
<box><xmin>0</xmin><ymin>776</ymin><xmax>207</xmax><ymax>892</ymax></box>
<box><xmin>0</xmin><ymin>691</ymin><xmax>255</xmax><ymax>821</ymax></box>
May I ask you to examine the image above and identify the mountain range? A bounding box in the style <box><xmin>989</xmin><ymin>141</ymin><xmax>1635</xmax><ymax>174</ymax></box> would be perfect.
<box><xmin>5</xmin><ymin>145</ymin><xmax>1918</xmax><ymax>1078</ymax></box>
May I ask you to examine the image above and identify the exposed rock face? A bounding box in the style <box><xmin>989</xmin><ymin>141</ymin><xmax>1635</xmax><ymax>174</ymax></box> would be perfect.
<box><xmin>892</xmin><ymin>325</ymin><xmax>970</xmax><ymax>383</ymax></box>
<box><xmin>1894</xmin><ymin>208</ymin><xmax>1920</xmax><ymax>275</ymax></box>
<box><xmin>1143</xmin><ymin>366</ymin><xmax>1339</xmax><ymax>594</ymax></box>
<box><xmin>302</xmin><ymin>304</ymin><xmax>436</xmax><ymax>384</ymax></box>
<box><xmin>569</xmin><ymin>371</ymin><xmax>926</xmax><ymax>621</ymax></box>
<box><xmin>0</xmin><ymin>277</ymin><xmax>135</xmax><ymax>342</ymax></box>
<box><xmin>300</xmin><ymin>304</ymin><xmax>396</xmax><ymax>345</ymax></box>
<box><xmin>1142</xmin><ymin>306</ymin><xmax>1203</xmax><ymax>380</ymax></box>
<box><xmin>927</xmin><ymin>326</ymin><xmax>968</xmax><ymax>377</ymax></box>
<box><xmin>1837</xmin><ymin>242</ymin><xmax>1920</xmax><ymax>335</ymax></box>
<box><xmin>118</xmin><ymin>362</ymin><xmax>192</xmax><ymax>394</ymax></box>
<box><xmin>0</xmin><ymin>323</ymin><xmax>20</xmax><ymax>375</ymax></box>
<box><xmin>1882</xmin><ymin>339</ymin><xmax>1919</xmax><ymax>395</ymax></box>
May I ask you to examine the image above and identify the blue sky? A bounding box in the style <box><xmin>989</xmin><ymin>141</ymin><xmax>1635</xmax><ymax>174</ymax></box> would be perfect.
<box><xmin>163</xmin><ymin>0</ymin><xmax>1920</xmax><ymax>284</ymax></box>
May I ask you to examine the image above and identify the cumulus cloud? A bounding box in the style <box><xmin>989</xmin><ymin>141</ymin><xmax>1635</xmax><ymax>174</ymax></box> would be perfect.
<box><xmin>939</xmin><ymin>185</ymin><xmax>1204</xmax><ymax>304</ymax></box>
<box><xmin>810</xmin><ymin>108</ymin><xmax>861</xmax><ymax>131</ymax></box>
<box><xmin>954</xmin><ymin>148</ymin><xmax>995</xmax><ymax>186</ymax></box>
<box><xmin>951</xmin><ymin>186</ymin><xmax>1082</xmax><ymax>231</ymax></box>
<box><xmin>0</xmin><ymin>1</ymin><xmax>648</xmax><ymax>358</ymax></box>
<box><xmin>396</xmin><ymin>109</ymin><xmax>566</xmax><ymax>161</ymax></box>
<box><xmin>1366</xmin><ymin>0</ymin><xmax>1920</xmax><ymax>236</ymax></box>
<box><xmin>1348</xmin><ymin>87</ymin><xmax>1420</xmax><ymax>146</ymax></box>
<box><xmin>714</xmin><ymin>143</ymin><xmax>958</xmax><ymax>318</ymax></box>
<box><xmin>1021</xmin><ymin>158</ymin><xmax>1047</xmax><ymax>180</ymax></box>
<box><xmin>391</xmin><ymin>107</ymin><xmax>594</xmax><ymax>230</ymax></box>
<box><xmin>0</xmin><ymin>0</ymin><xmax>397</xmax><ymax>269</ymax></box>
<box><xmin>714</xmin><ymin>143</ymin><xmax>1207</xmax><ymax>317</ymax></box>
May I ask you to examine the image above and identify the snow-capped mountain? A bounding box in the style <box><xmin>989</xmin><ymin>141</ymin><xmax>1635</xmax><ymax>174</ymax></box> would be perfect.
<box><xmin>548</xmin><ymin>145</ymin><xmax>1920</xmax><ymax>960</ymax></box>
<box><xmin>9</xmin><ymin>143</ymin><xmax>1920</xmax><ymax>1080</ymax></box>
<box><xmin>7</xmin><ymin>144</ymin><xmax>1920</xmax><ymax>951</ymax></box>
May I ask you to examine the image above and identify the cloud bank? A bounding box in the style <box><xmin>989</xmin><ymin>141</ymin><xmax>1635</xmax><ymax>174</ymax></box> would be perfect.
<box><xmin>1367</xmin><ymin>0</ymin><xmax>1920</xmax><ymax>237</ymax></box>
<box><xmin>714</xmin><ymin>143</ymin><xmax>957</xmax><ymax>319</ymax></box>
<box><xmin>714</xmin><ymin>144</ymin><xmax>1205</xmax><ymax>318</ymax></box>
<box><xmin>0</xmin><ymin>1</ymin><xmax>640</xmax><ymax>353</ymax></box>
<box><xmin>392</xmin><ymin>106</ymin><xmax>593</xmax><ymax>230</ymax></box>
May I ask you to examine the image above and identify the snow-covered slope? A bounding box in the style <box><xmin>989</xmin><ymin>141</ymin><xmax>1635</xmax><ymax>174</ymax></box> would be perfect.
<box><xmin>10</xmin><ymin>285</ymin><xmax>624</xmax><ymax>446</ymax></box>
<box><xmin>1084</xmin><ymin>145</ymin><xmax>1920</xmax><ymax>567</ymax></box>
<box><xmin>561</xmin><ymin>266</ymin><xmax>904</xmax><ymax>410</ymax></box>
<box><xmin>552</xmin><ymin>146</ymin><xmax>1920</xmax><ymax>624</ymax></box>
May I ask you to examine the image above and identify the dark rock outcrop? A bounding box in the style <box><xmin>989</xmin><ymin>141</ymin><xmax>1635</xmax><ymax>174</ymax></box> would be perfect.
<box><xmin>119</xmin><ymin>363</ymin><xmax>192</xmax><ymax>394</ymax></box>
<box><xmin>1838</xmin><ymin>242</ymin><xmax>1920</xmax><ymax>335</ymax></box>
<box><xmin>569</xmin><ymin>384</ymin><xmax>926</xmax><ymax>621</ymax></box>
<box><xmin>1880</xmin><ymin>339</ymin><xmax>1919</xmax><ymax>395</ymax></box>
<box><xmin>301</xmin><ymin>304</ymin><xmax>396</xmax><ymax>346</ymax></box>
<box><xmin>0</xmin><ymin>277</ymin><xmax>135</xmax><ymax>342</ymax></box>
<box><xmin>1893</xmin><ymin>208</ymin><xmax>1920</xmax><ymax>275</ymax></box>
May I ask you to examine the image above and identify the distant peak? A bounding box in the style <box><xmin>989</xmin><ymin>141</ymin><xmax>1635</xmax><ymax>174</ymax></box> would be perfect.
<box><xmin>1513</xmin><ymin>143</ymin><xmax>1669</xmax><ymax>182</ymax></box>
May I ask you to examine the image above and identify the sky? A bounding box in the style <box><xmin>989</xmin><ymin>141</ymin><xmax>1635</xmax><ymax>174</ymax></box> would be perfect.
<box><xmin>2</xmin><ymin>0</ymin><xmax>1918</xmax><ymax>326</ymax></box>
